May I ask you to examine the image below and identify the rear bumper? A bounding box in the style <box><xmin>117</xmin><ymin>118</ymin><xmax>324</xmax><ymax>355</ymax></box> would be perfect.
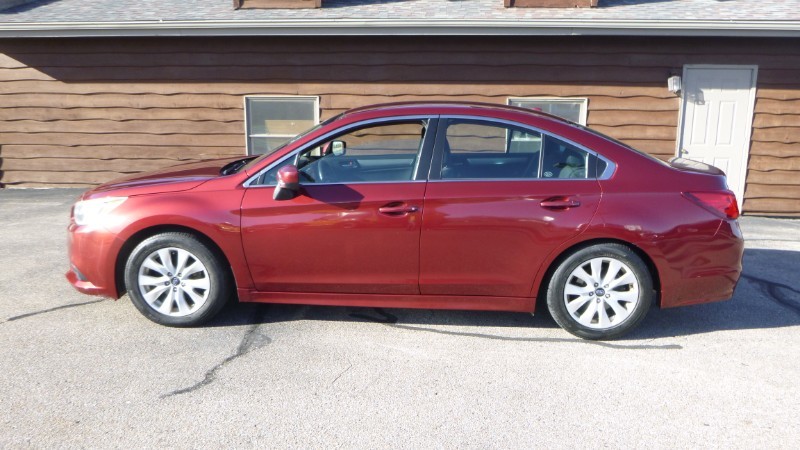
<box><xmin>653</xmin><ymin>219</ymin><xmax>744</xmax><ymax>308</ymax></box>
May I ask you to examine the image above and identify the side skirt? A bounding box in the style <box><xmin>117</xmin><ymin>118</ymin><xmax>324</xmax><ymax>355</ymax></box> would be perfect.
<box><xmin>238</xmin><ymin>289</ymin><xmax>535</xmax><ymax>313</ymax></box>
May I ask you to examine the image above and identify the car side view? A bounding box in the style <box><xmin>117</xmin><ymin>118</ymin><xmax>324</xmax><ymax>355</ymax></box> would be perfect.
<box><xmin>67</xmin><ymin>102</ymin><xmax>744</xmax><ymax>340</ymax></box>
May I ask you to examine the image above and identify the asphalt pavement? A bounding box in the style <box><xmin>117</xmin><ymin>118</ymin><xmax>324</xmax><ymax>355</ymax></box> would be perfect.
<box><xmin>1</xmin><ymin>188</ymin><xmax>798</xmax><ymax>448</ymax></box>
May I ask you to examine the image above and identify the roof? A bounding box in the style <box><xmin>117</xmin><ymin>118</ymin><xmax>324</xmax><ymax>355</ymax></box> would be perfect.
<box><xmin>344</xmin><ymin>100</ymin><xmax>572</xmax><ymax>124</ymax></box>
<box><xmin>1</xmin><ymin>0</ymin><xmax>799</xmax><ymax>38</ymax></box>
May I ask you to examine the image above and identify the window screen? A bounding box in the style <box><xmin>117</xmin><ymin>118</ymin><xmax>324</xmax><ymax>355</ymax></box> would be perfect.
<box><xmin>509</xmin><ymin>98</ymin><xmax>588</xmax><ymax>125</ymax></box>
<box><xmin>245</xmin><ymin>97</ymin><xmax>319</xmax><ymax>155</ymax></box>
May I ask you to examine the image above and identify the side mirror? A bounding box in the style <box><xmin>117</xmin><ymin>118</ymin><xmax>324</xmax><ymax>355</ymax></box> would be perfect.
<box><xmin>331</xmin><ymin>140</ymin><xmax>346</xmax><ymax>156</ymax></box>
<box><xmin>273</xmin><ymin>165</ymin><xmax>300</xmax><ymax>201</ymax></box>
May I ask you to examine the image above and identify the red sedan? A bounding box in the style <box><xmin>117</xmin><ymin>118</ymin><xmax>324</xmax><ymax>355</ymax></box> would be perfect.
<box><xmin>67</xmin><ymin>102</ymin><xmax>743</xmax><ymax>339</ymax></box>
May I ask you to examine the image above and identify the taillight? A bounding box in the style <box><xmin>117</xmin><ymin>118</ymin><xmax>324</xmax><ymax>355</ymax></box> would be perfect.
<box><xmin>683</xmin><ymin>191</ymin><xmax>740</xmax><ymax>220</ymax></box>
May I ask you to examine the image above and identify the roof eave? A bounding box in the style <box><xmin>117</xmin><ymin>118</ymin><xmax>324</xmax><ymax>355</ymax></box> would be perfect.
<box><xmin>0</xmin><ymin>19</ymin><xmax>799</xmax><ymax>38</ymax></box>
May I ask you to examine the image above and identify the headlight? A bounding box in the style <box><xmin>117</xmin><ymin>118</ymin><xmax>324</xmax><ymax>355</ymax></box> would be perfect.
<box><xmin>73</xmin><ymin>197</ymin><xmax>127</xmax><ymax>226</ymax></box>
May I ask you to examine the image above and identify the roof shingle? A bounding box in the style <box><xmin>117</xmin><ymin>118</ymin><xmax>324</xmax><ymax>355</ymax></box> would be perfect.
<box><xmin>2</xmin><ymin>0</ymin><xmax>800</xmax><ymax>23</ymax></box>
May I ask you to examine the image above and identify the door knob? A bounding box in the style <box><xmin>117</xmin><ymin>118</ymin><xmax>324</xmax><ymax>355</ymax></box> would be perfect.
<box><xmin>378</xmin><ymin>202</ymin><xmax>418</xmax><ymax>216</ymax></box>
<box><xmin>540</xmin><ymin>197</ymin><xmax>581</xmax><ymax>209</ymax></box>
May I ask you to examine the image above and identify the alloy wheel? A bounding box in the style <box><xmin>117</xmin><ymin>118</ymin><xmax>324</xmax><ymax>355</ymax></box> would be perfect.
<box><xmin>563</xmin><ymin>257</ymin><xmax>640</xmax><ymax>329</ymax></box>
<box><xmin>137</xmin><ymin>247</ymin><xmax>211</xmax><ymax>317</ymax></box>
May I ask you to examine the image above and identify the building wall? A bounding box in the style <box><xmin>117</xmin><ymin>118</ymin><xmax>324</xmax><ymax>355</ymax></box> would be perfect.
<box><xmin>0</xmin><ymin>36</ymin><xmax>798</xmax><ymax>215</ymax></box>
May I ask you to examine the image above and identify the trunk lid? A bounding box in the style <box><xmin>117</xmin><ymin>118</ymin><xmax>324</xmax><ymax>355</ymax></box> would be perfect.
<box><xmin>668</xmin><ymin>157</ymin><xmax>726</xmax><ymax>176</ymax></box>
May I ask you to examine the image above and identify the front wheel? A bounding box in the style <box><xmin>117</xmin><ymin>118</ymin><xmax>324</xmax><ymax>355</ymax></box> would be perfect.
<box><xmin>546</xmin><ymin>243</ymin><xmax>654</xmax><ymax>340</ymax></box>
<box><xmin>124</xmin><ymin>232</ymin><xmax>231</xmax><ymax>327</ymax></box>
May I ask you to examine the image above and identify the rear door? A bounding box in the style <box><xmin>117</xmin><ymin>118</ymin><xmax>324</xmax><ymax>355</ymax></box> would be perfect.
<box><xmin>419</xmin><ymin>118</ymin><xmax>602</xmax><ymax>298</ymax></box>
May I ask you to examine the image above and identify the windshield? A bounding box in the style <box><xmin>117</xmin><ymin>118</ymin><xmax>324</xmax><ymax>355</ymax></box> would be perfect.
<box><xmin>242</xmin><ymin>113</ymin><xmax>344</xmax><ymax>171</ymax></box>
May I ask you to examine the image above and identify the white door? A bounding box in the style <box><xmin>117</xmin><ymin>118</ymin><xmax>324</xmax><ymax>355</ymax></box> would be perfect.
<box><xmin>678</xmin><ymin>65</ymin><xmax>757</xmax><ymax>206</ymax></box>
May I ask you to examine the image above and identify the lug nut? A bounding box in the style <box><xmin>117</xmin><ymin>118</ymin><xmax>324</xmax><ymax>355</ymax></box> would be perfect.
<box><xmin>606</xmin><ymin>294</ymin><xmax>610</xmax><ymax>298</ymax></box>
<box><xmin>594</xmin><ymin>283</ymin><xmax>599</xmax><ymax>287</ymax></box>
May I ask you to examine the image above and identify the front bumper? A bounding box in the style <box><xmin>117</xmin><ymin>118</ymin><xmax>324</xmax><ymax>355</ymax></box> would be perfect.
<box><xmin>65</xmin><ymin>265</ymin><xmax>107</xmax><ymax>296</ymax></box>
<box><xmin>66</xmin><ymin>222</ymin><xmax>123</xmax><ymax>298</ymax></box>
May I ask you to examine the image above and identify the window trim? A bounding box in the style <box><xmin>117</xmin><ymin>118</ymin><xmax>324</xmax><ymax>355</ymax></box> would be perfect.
<box><xmin>244</xmin><ymin>115</ymin><xmax>437</xmax><ymax>188</ymax></box>
<box><xmin>507</xmin><ymin>97</ymin><xmax>589</xmax><ymax>126</ymax></box>
<box><xmin>243</xmin><ymin>95</ymin><xmax>320</xmax><ymax>156</ymax></box>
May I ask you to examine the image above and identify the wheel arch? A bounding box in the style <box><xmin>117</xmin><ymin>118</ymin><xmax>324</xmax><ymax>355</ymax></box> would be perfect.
<box><xmin>535</xmin><ymin>238</ymin><xmax>662</xmax><ymax>312</ymax></box>
<box><xmin>114</xmin><ymin>224</ymin><xmax>237</xmax><ymax>299</ymax></box>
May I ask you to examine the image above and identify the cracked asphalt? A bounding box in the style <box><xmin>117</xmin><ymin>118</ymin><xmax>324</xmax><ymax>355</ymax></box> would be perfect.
<box><xmin>1</xmin><ymin>188</ymin><xmax>799</xmax><ymax>447</ymax></box>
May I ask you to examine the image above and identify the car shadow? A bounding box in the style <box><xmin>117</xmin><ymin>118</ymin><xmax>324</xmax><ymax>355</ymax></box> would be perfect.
<box><xmin>207</xmin><ymin>248</ymin><xmax>800</xmax><ymax>340</ymax></box>
<box><xmin>627</xmin><ymin>247</ymin><xmax>800</xmax><ymax>339</ymax></box>
<box><xmin>208</xmin><ymin>301</ymin><xmax>556</xmax><ymax>330</ymax></box>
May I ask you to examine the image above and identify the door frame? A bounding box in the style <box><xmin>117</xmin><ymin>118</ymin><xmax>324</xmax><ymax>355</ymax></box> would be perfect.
<box><xmin>676</xmin><ymin>64</ymin><xmax>758</xmax><ymax>205</ymax></box>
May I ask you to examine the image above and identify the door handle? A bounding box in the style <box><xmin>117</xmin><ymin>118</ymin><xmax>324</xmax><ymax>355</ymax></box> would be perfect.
<box><xmin>378</xmin><ymin>202</ymin><xmax>419</xmax><ymax>216</ymax></box>
<box><xmin>540</xmin><ymin>197</ymin><xmax>581</xmax><ymax>209</ymax></box>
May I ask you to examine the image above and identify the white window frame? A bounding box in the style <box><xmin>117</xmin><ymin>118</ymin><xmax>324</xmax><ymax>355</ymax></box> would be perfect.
<box><xmin>507</xmin><ymin>97</ymin><xmax>589</xmax><ymax>126</ymax></box>
<box><xmin>243</xmin><ymin>95</ymin><xmax>320</xmax><ymax>155</ymax></box>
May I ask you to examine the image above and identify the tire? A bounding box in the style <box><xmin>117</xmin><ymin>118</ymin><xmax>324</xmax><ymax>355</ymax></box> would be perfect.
<box><xmin>124</xmin><ymin>232</ymin><xmax>231</xmax><ymax>327</ymax></box>
<box><xmin>546</xmin><ymin>243</ymin><xmax>654</xmax><ymax>340</ymax></box>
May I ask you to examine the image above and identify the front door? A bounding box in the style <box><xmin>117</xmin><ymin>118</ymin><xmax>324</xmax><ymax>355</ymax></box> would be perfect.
<box><xmin>241</xmin><ymin>118</ymin><xmax>435</xmax><ymax>295</ymax></box>
<box><xmin>678</xmin><ymin>65</ymin><xmax>757</xmax><ymax>205</ymax></box>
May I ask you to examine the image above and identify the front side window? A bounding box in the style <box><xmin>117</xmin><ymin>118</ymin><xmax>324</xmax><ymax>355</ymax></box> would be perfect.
<box><xmin>245</xmin><ymin>96</ymin><xmax>319</xmax><ymax>155</ymax></box>
<box><xmin>509</xmin><ymin>97</ymin><xmax>588</xmax><ymax>125</ymax></box>
<box><xmin>258</xmin><ymin>120</ymin><xmax>428</xmax><ymax>185</ymax></box>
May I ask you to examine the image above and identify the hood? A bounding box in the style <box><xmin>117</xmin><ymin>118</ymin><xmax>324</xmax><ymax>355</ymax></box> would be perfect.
<box><xmin>85</xmin><ymin>157</ymin><xmax>246</xmax><ymax>199</ymax></box>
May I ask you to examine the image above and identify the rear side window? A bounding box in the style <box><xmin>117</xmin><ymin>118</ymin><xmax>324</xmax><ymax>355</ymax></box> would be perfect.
<box><xmin>541</xmin><ymin>135</ymin><xmax>600</xmax><ymax>180</ymax></box>
<box><xmin>440</xmin><ymin>120</ymin><xmax>542</xmax><ymax>180</ymax></box>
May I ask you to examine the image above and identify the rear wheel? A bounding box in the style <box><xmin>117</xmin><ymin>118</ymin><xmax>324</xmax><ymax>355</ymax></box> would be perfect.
<box><xmin>547</xmin><ymin>243</ymin><xmax>654</xmax><ymax>340</ymax></box>
<box><xmin>124</xmin><ymin>232</ymin><xmax>231</xmax><ymax>326</ymax></box>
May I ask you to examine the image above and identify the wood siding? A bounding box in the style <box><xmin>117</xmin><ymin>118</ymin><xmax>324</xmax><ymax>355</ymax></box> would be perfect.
<box><xmin>0</xmin><ymin>36</ymin><xmax>798</xmax><ymax>215</ymax></box>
